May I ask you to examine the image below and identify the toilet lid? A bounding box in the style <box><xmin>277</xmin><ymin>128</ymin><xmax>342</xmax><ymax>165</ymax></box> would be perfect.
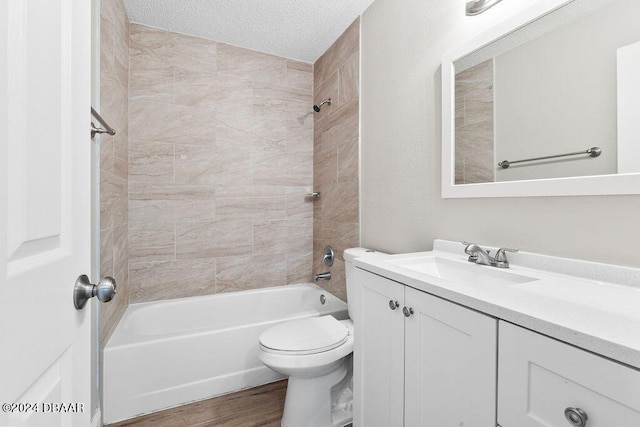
<box><xmin>260</xmin><ymin>316</ymin><xmax>349</xmax><ymax>355</ymax></box>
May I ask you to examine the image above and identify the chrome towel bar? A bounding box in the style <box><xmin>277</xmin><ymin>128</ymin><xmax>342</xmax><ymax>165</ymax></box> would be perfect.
<box><xmin>498</xmin><ymin>147</ymin><xmax>602</xmax><ymax>169</ymax></box>
<box><xmin>91</xmin><ymin>107</ymin><xmax>116</xmax><ymax>138</ymax></box>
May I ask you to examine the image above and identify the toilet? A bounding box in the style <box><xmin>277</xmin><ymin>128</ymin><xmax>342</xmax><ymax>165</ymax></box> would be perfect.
<box><xmin>258</xmin><ymin>248</ymin><xmax>377</xmax><ymax>427</ymax></box>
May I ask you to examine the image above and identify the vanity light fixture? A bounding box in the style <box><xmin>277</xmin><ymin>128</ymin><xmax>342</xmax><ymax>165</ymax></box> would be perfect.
<box><xmin>466</xmin><ymin>0</ymin><xmax>504</xmax><ymax>16</ymax></box>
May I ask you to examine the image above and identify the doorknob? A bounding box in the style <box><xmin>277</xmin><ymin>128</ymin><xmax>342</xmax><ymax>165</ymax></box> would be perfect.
<box><xmin>73</xmin><ymin>274</ymin><xmax>117</xmax><ymax>310</ymax></box>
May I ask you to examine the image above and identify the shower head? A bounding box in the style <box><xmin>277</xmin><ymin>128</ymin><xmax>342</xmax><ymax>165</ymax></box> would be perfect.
<box><xmin>313</xmin><ymin>99</ymin><xmax>331</xmax><ymax>112</ymax></box>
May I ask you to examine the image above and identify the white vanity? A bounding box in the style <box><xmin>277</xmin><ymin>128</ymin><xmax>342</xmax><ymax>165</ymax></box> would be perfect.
<box><xmin>352</xmin><ymin>240</ymin><xmax>640</xmax><ymax>427</ymax></box>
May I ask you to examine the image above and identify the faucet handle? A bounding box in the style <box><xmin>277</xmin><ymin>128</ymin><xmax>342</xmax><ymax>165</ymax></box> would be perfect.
<box><xmin>494</xmin><ymin>247</ymin><xmax>518</xmax><ymax>267</ymax></box>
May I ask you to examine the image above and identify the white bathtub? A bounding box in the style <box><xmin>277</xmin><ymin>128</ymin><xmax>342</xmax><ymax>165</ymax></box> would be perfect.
<box><xmin>103</xmin><ymin>283</ymin><xmax>347</xmax><ymax>424</ymax></box>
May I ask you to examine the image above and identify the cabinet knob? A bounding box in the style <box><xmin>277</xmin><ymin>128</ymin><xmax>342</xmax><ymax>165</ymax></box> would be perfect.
<box><xmin>388</xmin><ymin>300</ymin><xmax>400</xmax><ymax>310</ymax></box>
<box><xmin>564</xmin><ymin>407</ymin><xmax>588</xmax><ymax>427</ymax></box>
<box><xmin>403</xmin><ymin>306</ymin><xmax>414</xmax><ymax>317</ymax></box>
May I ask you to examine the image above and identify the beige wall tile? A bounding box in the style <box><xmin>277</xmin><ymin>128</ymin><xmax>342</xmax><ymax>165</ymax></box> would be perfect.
<box><xmin>253</xmin><ymin>151</ymin><xmax>313</xmax><ymax>186</ymax></box>
<box><xmin>253</xmin><ymin>219</ymin><xmax>312</xmax><ymax>256</ymax></box>
<box><xmin>129</xmin><ymin>99</ymin><xmax>217</xmax><ymax>145</ymax></box>
<box><xmin>100</xmin><ymin>171</ymin><xmax>127</xmax><ymax>231</ymax></box>
<box><xmin>174</xmin><ymin>143</ymin><xmax>222</xmax><ymax>185</ymax></box>
<box><xmin>339</xmin><ymin>53</ymin><xmax>359</xmax><ymax>106</ymax></box>
<box><xmin>337</xmin><ymin>136</ymin><xmax>359</xmax><ymax>183</ymax></box>
<box><xmin>174</xmin><ymin>66</ymin><xmax>218</xmax><ymax>107</ymax></box>
<box><xmin>175</xmin><ymin>219</ymin><xmax>254</xmax><ymax>259</ymax></box>
<box><xmin>100</xmin><ymin>136</ymin><xmax>115</xmax><ymax>174</ymax></box>
<box><xmin>314</xmin><ymin>17</ymin><xmax>360</xmax><ymax>86</ymax></box>
<box><xmin>130</xmin><ymin>182</ymin><xmax>215</xmax><ymax>201</ymax></box>
<box><xmin>100</xmin><ymin>228</ymin><xmax>114</xmax><ymax>277</ymax></box>
<box><xmin>314</xmin><ymin>71</ymin><xmax>339</xmax><ymax>114</ymax></box>
<box><xmin>129</xmin><ymin>259</ymin><xmax>216</xmax><ymax>303</ymax></box>
<box><xmin>128</xmin><ymin>25</ymin><xmax>313</xmax><ymax>303</ymax></box>
<box><xmin>129</xmin><ymin>24</ymin><xmax>174</xmax><ymax>65</ymax></box>
<box><xmin>129</xmin><ymin>222</ymin><xmax>175</xmax><ymax>263</ymax></box>
<box><xmin>286</xmin><ymin>60</ymin><xmax>313</xmax><ymax>92</ymax></box>
<box><xmin>166</xmin><ymin>32</ymin><xmax>217</xmax><ymax>71</ymax></box>
<box><xmin>216</xmin><ymin>254</ymin><xmax>287</xmax><ymax>292</ymax></box>
<box><xmin>216</xmin><ymin>196</ymin><xmax>286</xmax><ymax>219</ymax></box>
<box><xmin>129</xmin><ymin>199</ymin><xmax>216</xmax><ymax>224</ymax></box>
<box><xmin>285</xmin><ymin>187</ymin><xmax>313</xmax><ymax>220</ymax></box>
<box><xmin>287</xmin><ymin>251</ymin><xmax>314</xmax><ymax>284</ymax></box>
<box><xmin>100</xmin><ymin>0</ymin><xmax>129</xmax><ymax>348</ymax></box>
<box><xmin>129</xmin><ymin>57</ymin><xmax>175</xmax><ymax>103</ymax></box>
<box><xmin>129</xmin><ymin>140</ymin><xmax>175</xmax><ymax>183</ymax></box>
<box><xmin>313</xmin><ymin>18</ymin><xmax>361</xmax><ymax>301</ymax></box>
<box><xmin>217</xmin><ymin>43</ymin><xmax>286</xmax><ymax>84</ymax></box>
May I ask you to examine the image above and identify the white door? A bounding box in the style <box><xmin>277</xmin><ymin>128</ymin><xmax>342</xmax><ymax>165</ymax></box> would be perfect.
<box><xmin>0</xmin><ymin>0</ymin><xmax>92</xmax><ymax>426</ymax></box>
<box><xmin>353</xmin><ymin>269</ymin><xmax>405</xmax><ymax>427</ymax></box>
<box><xmin>404</xmin><ymin>287</ymin><xmax>497</xmax><ymax>427</ymax></box>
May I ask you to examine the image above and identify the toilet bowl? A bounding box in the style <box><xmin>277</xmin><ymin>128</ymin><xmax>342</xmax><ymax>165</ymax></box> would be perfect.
<box><xmin>258</xmin><ymin>248</ymin><xmax>382</xmax><ymax>427</ymax></box>
<box><xmin>259</xmin><ymin>316</ymin><xmax>354</xmax><ymax>427</ymax></box>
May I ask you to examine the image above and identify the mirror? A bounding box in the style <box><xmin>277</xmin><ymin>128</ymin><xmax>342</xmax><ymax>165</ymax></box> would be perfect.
<box><xmin>442</xmin><ymin>0</ymin><xmax>640</xmax><ymax>197</ymax></box>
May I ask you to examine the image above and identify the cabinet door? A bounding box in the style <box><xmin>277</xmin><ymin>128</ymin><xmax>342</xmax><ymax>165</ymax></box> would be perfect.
<box><xmin>354</xmin><ymin>269</ymin><xmax>405</xmax><ymax>427</ymax></box>
<box><xmin>498</xmin><ymin>321</ymin><xmax>640</xmax><ymax>427</ymax></box>
<box><xmin>404</xmin><ymin>287</ymin><xmax>497</xmax><ymax>427</ymax></box>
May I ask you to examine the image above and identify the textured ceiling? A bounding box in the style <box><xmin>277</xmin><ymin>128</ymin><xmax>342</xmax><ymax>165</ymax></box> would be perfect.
<box><xmin>122</xmin><ymin>0</ymin><xmax>375</xmax><ymax>63</ymax></box>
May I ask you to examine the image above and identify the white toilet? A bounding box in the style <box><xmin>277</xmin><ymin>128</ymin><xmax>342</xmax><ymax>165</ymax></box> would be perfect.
<box><xmin>258</xmin><ymin>248</ymin><xmax>375</xmax><ymax>427</ymax></box>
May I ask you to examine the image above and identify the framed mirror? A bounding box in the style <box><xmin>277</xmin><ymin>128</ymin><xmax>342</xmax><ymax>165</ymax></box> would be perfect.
<box><xmin>442</xmin><ymin>0</ymin><xmax>640</xmax><ymax>197</ymax></box>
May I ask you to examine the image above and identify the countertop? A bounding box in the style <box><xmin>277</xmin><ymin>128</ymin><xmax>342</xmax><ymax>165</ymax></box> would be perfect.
<box><xmin>354</xmin><ymin>240</ymin><xmax>640</xmax><ymax>369</ymax></box>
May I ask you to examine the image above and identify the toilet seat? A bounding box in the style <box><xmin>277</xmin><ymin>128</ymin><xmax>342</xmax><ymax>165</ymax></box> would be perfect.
<box><xmin>260</xmin><ymin>316</ymin><xmax>350</xmax><ymax>355</ymax></box>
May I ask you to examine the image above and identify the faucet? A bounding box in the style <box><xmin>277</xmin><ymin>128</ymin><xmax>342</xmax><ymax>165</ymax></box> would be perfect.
<box><xmin>315</xmin><ymin>272</ymin><xmax>331</xmax><ymax>281</ymax></box>
<box><xmin>463</xmin><ymin>242</ymin><xmax>518</xmax><ymax>268</ymax></box>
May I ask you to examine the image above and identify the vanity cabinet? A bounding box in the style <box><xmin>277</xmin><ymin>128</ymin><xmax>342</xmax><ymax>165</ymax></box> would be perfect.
<box><xmin>497</xmin><ymin>322</ymin><xmax>640</xmax><ymax>427</ymax></box>
<box><xmin>354</xmin><ymin>268</ymin><xmax>497</xmax><ymax>427</ymax></box>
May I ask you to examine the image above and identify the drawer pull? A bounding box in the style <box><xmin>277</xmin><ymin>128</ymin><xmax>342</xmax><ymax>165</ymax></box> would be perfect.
<box><xmin>389</xmin><ymin>300</ymin><xmax>399</xmax><ymax>310</ymax></box>
<box><xmin>564</xmin><ymin>407</ymin><xmax>588</xmax><ymax>427</ymax></box>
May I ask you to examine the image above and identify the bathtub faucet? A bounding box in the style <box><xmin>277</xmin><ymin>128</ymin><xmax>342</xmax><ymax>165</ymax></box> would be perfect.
<box><xmin>314</xmin><ymin>272</ymin><xmax>331</xmax><ymax>281</ymax></box>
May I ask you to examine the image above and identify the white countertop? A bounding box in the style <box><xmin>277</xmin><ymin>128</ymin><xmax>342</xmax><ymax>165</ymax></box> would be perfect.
<box><xmin>354</xmin><ymin>240</ymin><xmax>640</xmax><ymax>369</ymax></box>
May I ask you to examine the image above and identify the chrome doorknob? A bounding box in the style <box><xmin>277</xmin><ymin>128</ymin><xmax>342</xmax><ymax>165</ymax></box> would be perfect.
<box><xmin>403</xmin><ymin>307</ymin><xmax>414</xmax><ymax>317</ymax></box>
<box><xmin>73</xmin><ymin>274</ymin><xmax>117</xmax><ymax>310</ymax></box>
<box><xmin>389</xmin><ymin>300</ymin><xmax>400</xmax><ymax>310</ymax></box>
<box><xmin>564</xmin><ymin>407</ymin><xmax>588</xmax><ymax>427</ymax></box>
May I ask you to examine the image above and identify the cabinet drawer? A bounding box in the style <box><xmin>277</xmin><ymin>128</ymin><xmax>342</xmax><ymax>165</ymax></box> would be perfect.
<box><xmin>498</xmin><ymin>321</ymin><xmax>640</xmax><ymax>427</ymax></box>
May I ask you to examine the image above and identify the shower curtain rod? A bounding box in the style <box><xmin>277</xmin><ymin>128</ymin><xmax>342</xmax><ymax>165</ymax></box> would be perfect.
<box><xmin>91</xmin><ymin>106</ymin><xmax>116</xmax><ymax>138</ymax></box>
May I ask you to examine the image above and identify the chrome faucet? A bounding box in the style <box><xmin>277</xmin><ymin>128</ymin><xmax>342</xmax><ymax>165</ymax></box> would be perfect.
<box><xmin>315</xmin><ymin>272</ymin><xmax>331</xmax><ymax>281</ymax></box>
<box><xmin>463</xmin><ymin>242</ymin><xmax>518</xmax><ymax>268</ymax></box>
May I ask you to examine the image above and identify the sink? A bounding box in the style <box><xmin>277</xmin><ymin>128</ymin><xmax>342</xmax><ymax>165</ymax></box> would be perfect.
<box><xmin>391</xmin><ymin>255</ymin><xmax>538</xmax><ymax>287</ymax></box>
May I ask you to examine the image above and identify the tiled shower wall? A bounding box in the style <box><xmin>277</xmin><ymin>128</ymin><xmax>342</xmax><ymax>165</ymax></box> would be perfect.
<box><xmin>313</xmin><ymin>18</ymin><xmax>361</xmax><ymax>302</ymax></box>
<box><xmin>455</xmin><ymin>59</ymin><xmax>494</xmax><ymax>184</ymax></box>
<box><xmin>127</xmin><ymin>25</ymin><xmax>314</xmax><ymax>303</ymax></box>
<box><xmin>100</xmin><ymin>0</ymin><xmax>130</xmax><ymax>347</ymax></box>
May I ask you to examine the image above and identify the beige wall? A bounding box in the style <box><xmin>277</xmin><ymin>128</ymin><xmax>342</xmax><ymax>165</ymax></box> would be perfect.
<box><xmin>313</xmin><ymin>19</ymin><xmax>361</xmax><ymax>302</ymax></box>
<box><xmin>128</xmin><ymin>24</ymin><xmax>314</xmax><ymax>303</ymax></box>
<box><xmin>361</xmin><ymin>0</ymin><xmax>640</xmax><ymax>267</ymax></box>
<box><xmin>100</xmin><ymin>0</ymin><xmax>130</xmax><ymax>347</ymax></box>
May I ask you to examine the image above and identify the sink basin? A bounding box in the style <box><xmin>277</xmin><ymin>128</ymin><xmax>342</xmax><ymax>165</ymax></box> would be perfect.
<box><xmin>391</xmin><ymin>255</ymin><xmax>538</xmax><ymax>287</ymax></box>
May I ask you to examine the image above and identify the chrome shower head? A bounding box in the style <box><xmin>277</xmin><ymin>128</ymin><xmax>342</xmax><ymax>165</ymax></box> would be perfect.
<box><xmin>313</xmin><ymin>98</ymin><xmax>331</xmax><ymax>112</ymax></box>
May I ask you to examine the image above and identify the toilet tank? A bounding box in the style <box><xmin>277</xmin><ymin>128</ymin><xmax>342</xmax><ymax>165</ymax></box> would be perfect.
<box><xmin>344</xmin><ymin>248</ymin><xmax>386</xmax><ymax>320</ymax></box>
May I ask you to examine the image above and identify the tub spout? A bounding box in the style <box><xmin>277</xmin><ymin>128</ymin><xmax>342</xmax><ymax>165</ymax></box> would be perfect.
<box><xmin>314</xmin><ymin>272</ymin><xmax>331</xmax><ymax>281</ymax></box>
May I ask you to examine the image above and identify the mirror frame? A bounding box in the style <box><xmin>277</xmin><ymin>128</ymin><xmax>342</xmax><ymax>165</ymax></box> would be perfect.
<box><xmin>442</xmin><ymin>0</ymin><xmax>640</xmax><ymax>198</ymax></box>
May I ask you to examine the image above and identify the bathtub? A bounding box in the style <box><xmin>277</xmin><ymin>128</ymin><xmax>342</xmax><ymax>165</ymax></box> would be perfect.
<box><xmin>103</xmin><ymin>283</ymin><xmax>347</xmax><ymax>424</ymax></box>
